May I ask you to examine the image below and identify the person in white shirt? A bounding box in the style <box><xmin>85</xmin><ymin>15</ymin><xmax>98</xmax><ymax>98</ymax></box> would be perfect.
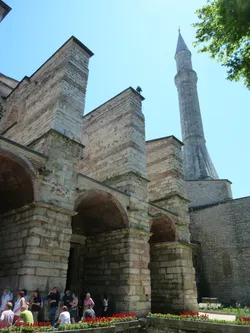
<box><xmin>55</xmin><ymin>306</ymin><xmax>70</xmax><ymax>327</ymax></box>
<box><xmin>0</xmin><ymin>302</ymin><xmax>14</xmax><ymax>327</ymax></box>
<box><xmin>102</xmin><ymin>294</ymin><xmax>108</xmax><ymax>317</ymax></box>
<box><xmin>13</xmin><ymin>291</ymin><xmax>26</xmax><ymax>323</ymax></box>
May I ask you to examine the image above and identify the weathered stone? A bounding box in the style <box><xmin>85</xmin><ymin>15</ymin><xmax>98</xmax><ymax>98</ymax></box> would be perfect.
<box><xmin>0</xmin><ymin>34</ymin><xmax>199</xmax><ymax>315</ymax></box>
<box><xmin>25</xmin><ymin>236</ymin><xmax>40</xmax><ymax>247</ymax></box>
<box><xmin>18</xmin><ymin>268</ymin><xmax>35</xmax><ymax>275</ymax></box>
<box><xmin>19</xmin><ymin>275</ymin><xmax>48</xmax><ymax>292</ymax></box>
<box><xmin>36</xmin><ymin>268</ymin><xmax>60</xmax><ymax>277</ymax></box>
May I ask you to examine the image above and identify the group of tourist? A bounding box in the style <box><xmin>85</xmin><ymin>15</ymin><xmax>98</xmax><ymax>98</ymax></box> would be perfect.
<box><xmin>0</xmin><ymin>287</ymin><xmax>109</xmax><ymax>328</ymax></box>
<box><xmin>47</xmin><ymin>287</ymin><xmax>99</xmax><ymax>325</ymax></box>
<box><xmin>0</xmin><ymin>289</ymin><xmax>35</xmax><ymax>327</ymax></box>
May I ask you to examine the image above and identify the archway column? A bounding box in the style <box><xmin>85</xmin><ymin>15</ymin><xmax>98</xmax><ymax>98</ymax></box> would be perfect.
<box><xmin>79</xmin><ymin>228</ymin><xmax>151</xmax><ymax>316</ymax></box>
<box><xmin>125</xmin><ymin>228</ymin><xmax>152</xmax><ymax>317</ymax></box>
<box><xmin>0</xmin><ymin>202</ymin><xmax>75</xmax><ymax>294</ymax></box>
<box><xmin>150</xmin><ymin>241</ymin><xmax>198</xmax><ymax>314</ymax></box>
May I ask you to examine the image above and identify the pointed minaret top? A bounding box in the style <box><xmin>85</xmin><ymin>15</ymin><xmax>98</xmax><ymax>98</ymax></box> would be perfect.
<box><xmin>175</xmin><ymin>30</ymin><xmax>190</xmax><ymax>54</ymax></box>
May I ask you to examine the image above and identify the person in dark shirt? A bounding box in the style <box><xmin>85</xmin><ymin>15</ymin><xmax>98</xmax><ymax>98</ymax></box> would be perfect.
<box><xmin>47</xmin><ymin>287</ymin><xmax>60</xmax><ymax>325</ymax></box>
<box><xmin>31</xmin><ymin>290</ymin><xmax>42</xmax><ymax>323</ymax></box>
<box><xmin>62</xmin><ymin>290</ymin><xmax>73</xmax><ymax>310</ymax></box>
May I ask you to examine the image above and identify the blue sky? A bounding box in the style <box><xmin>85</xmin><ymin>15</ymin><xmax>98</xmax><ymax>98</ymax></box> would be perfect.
<box><xmin>1</xmin><ymin>0</ymin><xmax>249</xmax><ymax>199</ymax></box>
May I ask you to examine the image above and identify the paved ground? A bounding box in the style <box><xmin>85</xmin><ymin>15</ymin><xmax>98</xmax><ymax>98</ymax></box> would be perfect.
<box><xmin>199</xmin><ymin>312</ymin><xmax>236</xmax><ymax>322</ymax></box>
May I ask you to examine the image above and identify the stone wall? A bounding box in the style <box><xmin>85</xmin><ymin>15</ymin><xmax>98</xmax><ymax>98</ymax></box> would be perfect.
<box><xmin>1</xmin><ymin>37</ymin><xmax>92</xmax><ymax>145</ymax></box>
<box><xmin>0</xmin><ymin>203</ymin><xmax>74</xmax><ymax>293</ymax></box>
<box><xmin>146</xmin><ymin>136</ymin><xmax>190</xmax><ymax>242</ymax></box>
<box><xmin>187</xmin><ymin>179</ymin><xmax>233</xmax><ymax>208</ymax></box>
<box><xmin>0</xmin><ymin>34</ymin><xmax>199</xmax><ymax>315</ymax></box>
<box><xmin>146</xmin><ymin>136</ymin><xmax>188</xmax><ymax>220</ymax></box>
<box><xmin>190</xmin><ymin>197</ymin><xmax>250</xmax><ymax>305</ymax></box>
<box><xmin>81</xmin><ymin>88</ymin><xmax>147</xmax><ymax>194</ymax></box>
<box><xmin>29</xmin><ymin>130</ymin><xmax>83</xmax><ymax>211</ymax></box>
<box><xmin>82</xmin><ymin>229</ymin><xmax>132</xmax><ymax>313</ymax></box>
<box><xmin>149</xmin><ymin>242</ymin><xmax>197</xmax><ymax>313</ymax></box>
<box><xmin>80</xmin><ymin>229</ymin><xmax>151</xmax><ymax>316</ymax></box>
<box><xmin>146</xmin><ymin>317</ymin><xmax>250</xmax><ymax>333</ymax></box>
<box><xmin>146</xmin><ymin>136</ymin><xmax>185</xmax><ymax>204</ymax></box>
<box><xmin>0</xmin><ymin>206</ymin><xmax>29</xmax><ymax>290</ymax></box>
<box><xmin>146</xmin><ymin>136</ymin><xmax>198</xmax><ymax>312</ymax></box>
<box><xmin>0</xmin><ymin>97</ymin><xmax>6</xmax><ymax>122</ymax></box>
<box><xmin>0</xmin><ymin>130</ymin><xmax>80</xmax><ymax>294</ymax></box>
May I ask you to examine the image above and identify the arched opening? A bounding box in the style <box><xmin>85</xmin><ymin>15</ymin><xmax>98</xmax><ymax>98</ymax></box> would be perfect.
<box><xmin>0</xmin><ymin>153</ymin><xmax>34</xmax><ymax>214</ymax></box>
<box><xmin>149</xmin><ymin>216</ymin><xmax>176</xmax><ymax>244</ymax></box>
<box><xmin>0</xmin><ymin>151</ymin><xmax>34</xmax><ymax>289</ymax></box>
<box><xmin>149</xmin><ymin>215</ymin><xmax>177</xmax><ymax>313</ymax></box>
<box><xmin>72</xmin><ymin>191</ymin><xmax>127</xmax><ymax>236</ymax></box>
<box><xmin>67</xmin><ymin>190</ymin><xmax>128</xmax><ymax>315</ymax></box>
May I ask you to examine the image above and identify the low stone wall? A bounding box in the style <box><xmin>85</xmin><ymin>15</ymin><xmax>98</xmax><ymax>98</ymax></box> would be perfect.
<box><xmin>52</xmin><ymin>321</ymin><xmax>140</xmax><ymax>333</ymax></box>
<box><xmin>56</xmin><ymin>327</ymin><xmax>114</xmax><ymax>333</ymax></box>
<box><xmin>146</xmin><ymin>317</ymin><xmax>250</xmax><ymax>333</ymax></box>
<box><xmin>115</xmin><ymin>320</ymin><xmax>141</xmax><ymax>333</ymax></box>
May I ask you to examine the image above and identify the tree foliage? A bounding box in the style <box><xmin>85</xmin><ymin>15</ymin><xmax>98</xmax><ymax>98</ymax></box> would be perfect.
<box><xmin>193</xmin><ymin>0</ymin><xmax>250</xmax><ymax>88</ymax></box>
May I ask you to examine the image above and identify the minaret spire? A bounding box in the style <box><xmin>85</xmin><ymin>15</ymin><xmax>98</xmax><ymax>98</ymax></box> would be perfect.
<box><xmin>176</xmin><ymin>30</ymin><xmax>190</xmax><ymax>55</ymax></box>
<box><xmin>174</xmin><ymin>32</ymin><xmax>218</xmax><ymax>180</ymax></box>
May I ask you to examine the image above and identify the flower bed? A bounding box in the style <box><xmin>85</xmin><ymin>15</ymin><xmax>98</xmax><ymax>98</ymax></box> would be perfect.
<box><xmin>57</xmin><ymin>313</ymin><xmax>137</xmax><ymax>331</ymax></box>
<box><xmin>148</xmin><ymin>312</ymin><xmax>250</xmax><ymax>326</ymax></box>
<box><xmin>0</xmin><ymin>322</ymin><xmax>52</xmax><ymax>332</ymax></box>
<box><xmin>0</xmin><ymin>314</ymin><xmax>137</xmax><ymax>333</ymax></box>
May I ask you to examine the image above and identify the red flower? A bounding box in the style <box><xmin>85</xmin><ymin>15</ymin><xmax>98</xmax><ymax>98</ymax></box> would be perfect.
<box><xmin>239</xmin><ymin>317</ymin><xmax>250</xmax><ymax>322</ymax></box>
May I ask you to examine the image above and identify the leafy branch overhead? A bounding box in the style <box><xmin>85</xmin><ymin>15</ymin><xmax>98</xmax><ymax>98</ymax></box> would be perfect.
<box><xmin>193</xmin><ymin>0</ymin><xmax>250</xmax><ymax>89</ymax></box>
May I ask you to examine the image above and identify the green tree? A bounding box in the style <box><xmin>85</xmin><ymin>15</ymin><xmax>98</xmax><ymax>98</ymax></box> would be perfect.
<box><xmin>193</xmin><ymin>0</ymin><xmax>250</xmax><ymax>88</ymax></box>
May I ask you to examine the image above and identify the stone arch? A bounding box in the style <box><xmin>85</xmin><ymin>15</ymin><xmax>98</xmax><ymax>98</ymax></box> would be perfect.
<box><xmin>0</xmin><ymin>149</ymin><xmax>35</xmax><ymax>214</ymax></box>
<box><xmin>0</xmin><ymin>147</ymin><xmax>37</xmax><ymax>177</ymax></box>
<box><xmin>149</xmin><ymin>214</ymin><xmax>177</xmax><ymax>243</ymax></box>
<box><xmin>0</xmin><ymin>148</ymin><xmax>36</xmax><ymax>291</ymax></box>
<box><xmin>73</xmin><ymin>189</ymin><xmax>129</xmax><ymax>236</ymax></box>
<box><xmin>66</xmin><ymin>189</ymin><xmax>129</xmax><ymax>314</ymax></box>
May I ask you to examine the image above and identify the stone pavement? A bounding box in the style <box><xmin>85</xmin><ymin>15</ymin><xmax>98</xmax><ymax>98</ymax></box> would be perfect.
<box><xmin>199</xmin><ymin>312</ymin><xmax>236</xmax><ymax>321</ymax></box>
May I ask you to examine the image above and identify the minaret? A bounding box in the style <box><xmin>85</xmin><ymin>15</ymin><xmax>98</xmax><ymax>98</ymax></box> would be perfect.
<box><xmin>174</xmin><ymin>31</ymin><xmax>218</xmax><ymax>180</ymax></box>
